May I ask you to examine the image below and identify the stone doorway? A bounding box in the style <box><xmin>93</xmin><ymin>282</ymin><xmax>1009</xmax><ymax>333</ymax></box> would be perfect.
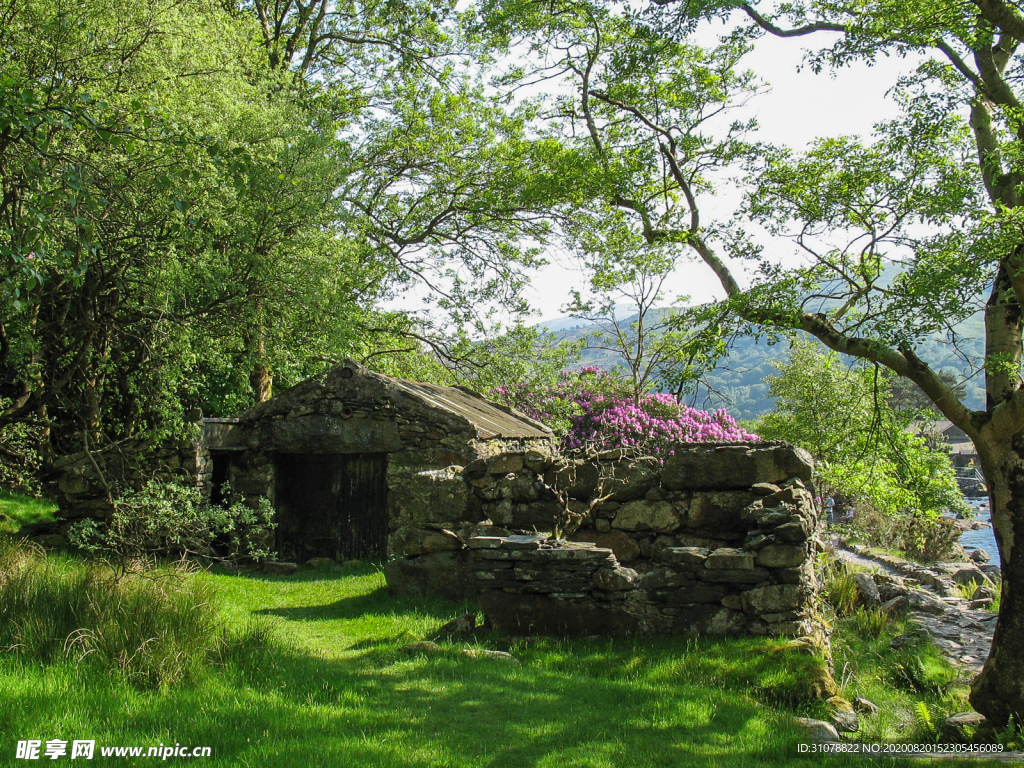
<box><xmin>274</xmin><ymin>453</ymin><xmax>388</xmax><ymax>562</ymax></box>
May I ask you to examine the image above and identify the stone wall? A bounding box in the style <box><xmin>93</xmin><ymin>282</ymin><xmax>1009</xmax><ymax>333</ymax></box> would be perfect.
<box><xmin>394</xmin><ymin>442</ymin><xmax>820</xmax><ymax>637</ymax></box>
<box><xmin>43</xmin><ymin>431</ymin><xmax>210</xmax><ymax>525</ymax></box>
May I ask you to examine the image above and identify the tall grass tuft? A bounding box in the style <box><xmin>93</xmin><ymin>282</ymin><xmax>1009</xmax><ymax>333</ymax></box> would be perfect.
<box><xmin>0</xmin><ymin>537</ymin><xmax>240</xmax><ymax>688</ymax></box>
<box><xmin>848</xmin><ymin>606</ymin><xmax>889</xmax><ymax>639</ymax></box>
<box><xmin>824</xmin><ymin>572</ymin><xmax>860</xmax><ymax>617</ymax></box>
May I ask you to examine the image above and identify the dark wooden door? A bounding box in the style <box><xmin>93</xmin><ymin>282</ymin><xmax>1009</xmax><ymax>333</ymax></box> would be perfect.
<box><xmin>275</xmin><ymin>453</ymin><xmax>388</xmax><ymax>562</ymax></box>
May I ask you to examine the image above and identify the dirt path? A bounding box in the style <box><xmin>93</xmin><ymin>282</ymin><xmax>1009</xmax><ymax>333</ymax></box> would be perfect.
<box><xmin>833</xmin><ymin>545</ymin><xmax>996</xmax><ymax>676</ymax></box>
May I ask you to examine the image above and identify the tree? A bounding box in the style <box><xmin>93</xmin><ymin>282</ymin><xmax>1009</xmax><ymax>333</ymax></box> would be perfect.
<box><xmin>564</xmin><ymin>223</ymin><xmax>695</xmax><ymax>400</ymax></box>
<box><xmin>755</xmin><ymin>341</ymin><xmax>969</xmax><ymax>541</ymax></box>
<box><xmin>479</xmin><ymin>0</ymin><xmax>1024</xmax><ymax>722</ymax></box>
<box><xmin>0</xmin><ymin>0</ymin><xmax>560</xmax><ymax>472</ymax></box>
<box><xmin>0</xmin><ymin>0</ymin><xmax>279</xmax><ymax>454</ymax></box>
<box><xmin>888</xmin><ymin>372</ymin><xmax>968</xmax><ymax>415</ymax></box>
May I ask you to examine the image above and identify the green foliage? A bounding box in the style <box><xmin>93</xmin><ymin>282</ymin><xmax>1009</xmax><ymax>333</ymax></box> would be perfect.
<box><xmin>844</xmin><ymin>503</ymin><xmax>964</xmax><ymax>563</ymax></box>
<box><xmin>823</xmin><ymin>572</ymin><xmax>861</xmax><ymax>618</ymax></box>
<box><xmin>754</xmin><ymin>342</ymin><xmax>969</xmax><ymax>527</ymax></box>
<box><xmin>848</xmin><ymin>606</ymin><xmax>890</xmax><ymax>640</ymax></box>
<box><xmin>68</xmin><ymin>481</ymin><xmax>276</xmax><ymax>566</ymax></box>
<box><xmin>0</xmin><ymin>405</ymin><xmax>42</xmax><ymax>495</ymax></box>
<box><xmin>1</xmin><ymin>0</ymin><xmax>561</xmax><ymax>468</ymax></box>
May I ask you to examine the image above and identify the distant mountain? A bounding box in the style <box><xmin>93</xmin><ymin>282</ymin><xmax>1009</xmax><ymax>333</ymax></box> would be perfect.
<box><xmin>541</xmin><ymin>311</ymin><xmax>986</xmax><ymax>422</ymax></box>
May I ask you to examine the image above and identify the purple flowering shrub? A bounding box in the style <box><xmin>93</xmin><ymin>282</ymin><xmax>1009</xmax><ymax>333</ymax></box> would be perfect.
<box><xmin>491</xmin><ymin>367</ymin><xmax>757</xmax><ymax>455</ymax></box>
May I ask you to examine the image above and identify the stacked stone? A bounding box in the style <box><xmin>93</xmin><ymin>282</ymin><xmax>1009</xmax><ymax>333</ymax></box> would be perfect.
<box><xmin>469</xmin><ymin>534</ymin><xmax>619</xmax><ymax>597</ymax></box>
<box><xmin>45</xmin><ymin>433</ymin><xmax>209</xmax><ymax>521</ymax></box>
<box><xmin>468</xmin><ymin>443</ymin><xmax>821</xmax><ymax>638</ymax></box>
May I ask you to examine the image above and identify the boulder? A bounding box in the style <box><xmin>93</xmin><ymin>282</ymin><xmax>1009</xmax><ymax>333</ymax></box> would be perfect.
<box><xmin>952</xmin><ymin>567</ymin><xmax>988</xmax><ymax>588</ymax></box>
<box><xmin>971</xmin><ymin>583</ymin><xmax>997</xmax><ymax>602</ymax></box>
<box><xmin>612</xmin><ymin>500</ymin><xmax>681</xmax><ymax>533</ymax></box>
<box><xmin>794</xmin><ymin>718</ymin><xmax>840</xmax><ymax>744</ymax></box>
<box><xmin>903</xmin><ymin>589</ymin><xmax>949</xmax><ymax>615</ymax></box>
<box><xmin>969</xmin><ymin>548</ymin><xmax>991</xmax><ymax>564</ymax></box>
<box><xmin>853</xmin><ymin>573</ymin><xmax>882</xmax><ymax>608</ymax></box>
<box><xmin>939</xmin><ymin>712</ymin><xmax>987</xmax><ymax>744</ymax></box>
<box><xmin>826</xmin><ymin>696</ymin><xmax>859</xmax><ymax>733</ymax></box>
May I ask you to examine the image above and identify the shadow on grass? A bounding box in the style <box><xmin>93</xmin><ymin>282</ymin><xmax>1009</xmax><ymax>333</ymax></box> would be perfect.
<box><xmin>249</xmin><ymin>582</ymin><xmax>476</xmax><ymax>625</ymax></box>
<box><xmin>0</xmin><ymin>640</ymin><xmax>789</xmax><ymax>768</ymax></box>
<box><xmin>207</xmin><ymin>560</ymin><xmax>386</xmax><ymax>583</ymax></box>
<box><xmin>1</xmin><ymin>626</ymin><xmax>1003</xmax><ymax>768</ymax></box>
<box><xmin>5</xmin><ymin>638</ymin><xmax>992</xmax><ymax>768</ymax></box>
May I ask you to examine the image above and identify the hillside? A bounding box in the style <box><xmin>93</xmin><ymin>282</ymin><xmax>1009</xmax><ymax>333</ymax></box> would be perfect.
<box><xmin>541</xmin><ymin>312</ymin><xmax>986</xmax><ymax>421</ymax></box>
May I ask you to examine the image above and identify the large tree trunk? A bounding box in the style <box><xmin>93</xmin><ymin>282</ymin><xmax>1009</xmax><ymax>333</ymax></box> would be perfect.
<box><xmin>249</xmin><ymin>361</ymin><xmax>273</xmax><ymax>403</ymax></box>
<box><xmin>969</xmin><ymin>435</ymin><xmax>1024</xmax><ymax>725</ymax></box>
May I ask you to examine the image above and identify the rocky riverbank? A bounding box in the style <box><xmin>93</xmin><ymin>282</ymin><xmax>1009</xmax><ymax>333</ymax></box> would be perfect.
<box><xmin>835</xmin><ymin>539</ymin><xmax>999</xmax><ymax>675</ymax></box>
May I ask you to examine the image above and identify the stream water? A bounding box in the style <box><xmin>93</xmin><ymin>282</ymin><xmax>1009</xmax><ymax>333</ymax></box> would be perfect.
<box><xmin>961</xmin><ymin>497</ymin><xmax>999</xmax><ymax>565</ymax></box>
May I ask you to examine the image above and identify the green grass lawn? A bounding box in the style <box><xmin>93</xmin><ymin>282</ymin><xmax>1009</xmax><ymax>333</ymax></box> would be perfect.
<box><xmin>0</xmin><ymin>490</ymin><xmax>56</xmax><ymax>533</ymax></box>
<box><xmin>0</xmin><ymin>492</ymin><xmax>1012</xmax><ymax>766</ymax></box>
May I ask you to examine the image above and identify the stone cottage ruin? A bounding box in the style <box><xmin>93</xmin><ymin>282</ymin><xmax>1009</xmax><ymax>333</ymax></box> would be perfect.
<box><xmin>43</xmin><ymin>360</ymin><xmax>822</xmax><ymax>639</ymax></box>
<box><xmin>213</xmin><ymin>361</ymin><xmax>555</xmax><ymax>575</ymax></box>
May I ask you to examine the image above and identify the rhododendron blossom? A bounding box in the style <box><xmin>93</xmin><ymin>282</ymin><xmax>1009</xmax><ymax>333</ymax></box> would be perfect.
<box><xmin>491</xmin><ymin>368</ymin><xmax>756</xmax><ymax>456</ymax></box>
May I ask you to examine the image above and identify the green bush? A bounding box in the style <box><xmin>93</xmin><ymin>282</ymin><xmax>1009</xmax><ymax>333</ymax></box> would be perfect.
<box><xmin>843</xmin><ymin>503</ymin><xmax>962</xmax><ymax>563</ymax></box>
<box><xmin>820</xmin><ymin>556</ymin><xmax>861</xmax><ymax>618</ymax></box>
<box><xmin>848</xmin><ymin>606</ymin><xmax>889</xmax><ymax>639</ymax></box>
<box><xmin>68</xmin><ymin>480</ymin><xmax>275</xmax><ymax>565</ymax></box>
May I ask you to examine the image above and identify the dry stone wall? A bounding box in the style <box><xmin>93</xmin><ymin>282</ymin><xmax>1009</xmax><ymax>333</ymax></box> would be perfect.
<box><xmin>397</xmin><ymin>442</ymin><xmax>821</xmax><ymax>637</ymax></box>
<box><xmin>42</xmin><ymin>431</ymin><xmax>210</xmax><ymax>526</ymax></box>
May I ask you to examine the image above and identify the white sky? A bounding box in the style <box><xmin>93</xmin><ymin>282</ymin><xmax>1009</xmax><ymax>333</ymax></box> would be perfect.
<box><xmin>520</xmin><ymin>32</ymin><xmax>916</xmax><ymax>323</ymax></box>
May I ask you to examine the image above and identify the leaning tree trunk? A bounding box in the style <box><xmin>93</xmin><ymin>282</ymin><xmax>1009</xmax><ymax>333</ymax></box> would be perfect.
<box><xmin>969</xmin><ymin>435</ymin><xmax>1024</xmax><ymax>725</ymax></box>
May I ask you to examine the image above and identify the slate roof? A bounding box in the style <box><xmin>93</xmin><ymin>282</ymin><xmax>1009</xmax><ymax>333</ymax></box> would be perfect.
<box><xmin>380</xmin><ymin>374</ymin><xmax>551</xmax><ymax>440</ymax></box>
<box><xmin>231</xmin><ymin>360</ymin><xmax>552</xmax><ymax>442</ymax></box>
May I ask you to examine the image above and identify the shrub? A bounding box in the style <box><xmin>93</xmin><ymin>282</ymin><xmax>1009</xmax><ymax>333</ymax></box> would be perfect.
<box><xmin>823</xmin><ymin>571</ymin><xmax>861</xmax><ymax>618</ymax></box>
<box><xmin>491</xmin><ymin>367</ymin><xmax>756</xmax><ymax>455</ymax></box>
<box><xmin>68</xmin><ymin>480</ymin><xmax>275</xmax><ymax>566</ymax></box>
<box><xmin>848</xmin><ymin>606</ymin><xmax>889</xmax><ymax>639</ymax></box>
<box><xmin>842</xmin><ymin>503</ymin><xmax>963</xmax><ymax>563</ymax></box>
